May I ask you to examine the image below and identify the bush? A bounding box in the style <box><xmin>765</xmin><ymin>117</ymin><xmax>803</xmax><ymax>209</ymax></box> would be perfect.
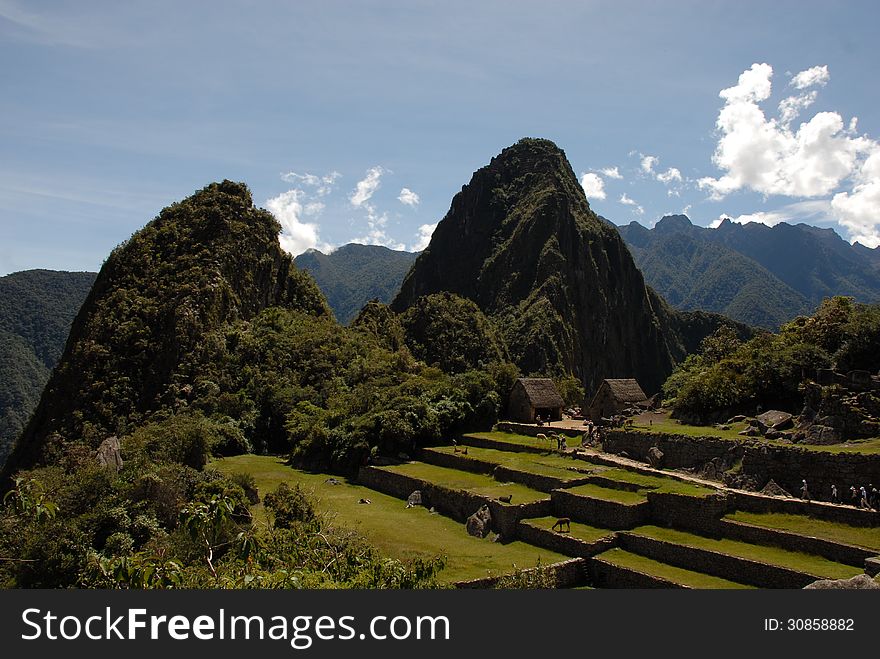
<box><xmin>263</xmin><ymin>483</ymin><xmax>316</xmax><ymax>528</ymax></box>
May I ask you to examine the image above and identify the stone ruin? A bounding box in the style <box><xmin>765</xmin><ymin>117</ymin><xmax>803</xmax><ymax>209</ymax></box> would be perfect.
<box><xmin>796</xmin><ymin>369</ymin><xmax>880</xmax><ymax>444</ymax></box>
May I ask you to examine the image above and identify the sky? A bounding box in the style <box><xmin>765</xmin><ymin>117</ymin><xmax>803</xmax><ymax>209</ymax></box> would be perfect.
<box><xmin>2</xmin><ymin>0</ymin><xmax>880</xmax><ymax>276</ymax></box>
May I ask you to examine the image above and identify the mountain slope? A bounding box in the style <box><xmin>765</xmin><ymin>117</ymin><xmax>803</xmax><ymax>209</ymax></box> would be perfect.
<box><xmin>2</xmin><ymin>181</ymin><xmax>329</xmax><ymax>478</ymax></box>
<box><xmin>0</xmin><ymin>270</ymin><xmax>96</xmax><ymax>467</ymax></box>
<box><xmin>619</xmin><ymin>215</ymin><xmax>880</xmax><ymax>328</ymax></box>
<box><xmin>393</xmin><ymin>138</ymin><xmax>729</xmax><ymax>393</ymax></box>
<box><xmin>294</xmin><ymin>244</ymin><xmax>418</xmax><ymax>324</ymax></box>
<box><xmin>620</xmin><ymin>217</ymin><xmax>811</xmax><ymax>328</ymax></box>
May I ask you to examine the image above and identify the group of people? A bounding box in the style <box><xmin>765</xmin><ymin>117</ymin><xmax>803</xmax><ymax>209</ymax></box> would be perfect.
<box><xmin>820</xmin><ymin>482</ymin><xmax>879</xmax><ymax>510</ymax></box>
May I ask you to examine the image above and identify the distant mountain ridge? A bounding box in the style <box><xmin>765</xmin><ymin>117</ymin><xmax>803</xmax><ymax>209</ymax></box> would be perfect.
<box><xmin>294</xmin><ymin>244</ymin><xmax>418</xmax><ymax>324</ymax></box>
<box><xmin>0</xmin><ymin>270</ymin><xmax>97</xmax><ymax>467</ymax></box>
<box><xmin>618</xmin><ymin>215</ymin><xmax>880</xmax><ymax>328</ymax></box>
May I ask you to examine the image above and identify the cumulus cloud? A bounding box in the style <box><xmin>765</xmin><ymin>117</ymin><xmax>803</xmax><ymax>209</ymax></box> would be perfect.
<box><xmin>640</xmin><ymin>154</ymin><xmax>682</xmax><ymax>188</ymax></box>
<box><xmin>280</xmin><ymin>171</ymin><xmax>340</xmax><ymax>197</ymax></box>
<box><xmin>266</xmin><ymin>189</ymin><xmax>326</xmax><ymax>255</ymax></box>
<box><xmin>619</xmin><ymin>193</ymin><xmax>644</xmax><ymax>215</ymax></box>
<box><xmin>657</xmin><ymin>167</ymin><xmax>682</xmax><ymax>184</ymax></box>
<box><xmin>350</xmin><ymin>166</ymin><xmax>385</xmax><ymax>207</ymax></box>
<box><xmin>778</xmin><ymin>90</ymin><xmax>818</xmax><ymax>126</ymax></box>
<box><xmin>640</xmin><ymin>155</ymin><xmax>658</xmax><ymax>174</ymax></box>
<box><xmin>708</xmin><ymin>200</ymin><xmax>835</xmax><ymax>229</ymax></box>
<box><xmin>832</xmin><ymin>148</ymin><xmax>880</xmax><ymax>247</ymax></box>
<box><xmin>600</xmin><ymin>166</ymin><xmax>623</xmax><ymax>179</ymax></box>
<box><xmin>412</xmin><ymin>223</ymin><xmax>437</xmax><ymax>251</ymax></box>
<box><xmin>580</xmin><ymin>172</ymin><xmax>606</xmax><ymax>200</ymax></box>
<box><xmin>398</xmin><ymin>187</ymin><xmax>420</xmax><ymax>207</ymax></box>
<box><xmin>791</xmin><ymin>65</ymin><xmax>830</xmax><ymax>90</ymax></box>
<box><xmin>698</xmin><ymin>63</ymin><xmax>875</xmax><ymax>201</ymax></box>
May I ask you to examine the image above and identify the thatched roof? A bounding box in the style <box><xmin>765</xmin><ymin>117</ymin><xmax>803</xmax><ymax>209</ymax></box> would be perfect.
<box><xmin>602</xmin><ymin>379</ymin><xmax>647</xmax><ymax>403</ymax></box>
<box><xmin>515</xmin><ymin>378</ymin><xmax>564</xmax><ymax>408</ymax></box>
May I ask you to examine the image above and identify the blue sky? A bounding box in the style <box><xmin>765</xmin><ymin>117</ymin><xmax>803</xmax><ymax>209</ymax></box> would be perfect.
<box><xmin>2</xmin><ymin>0</ymin><xmax>880</xmax><ymax>275</ymax></box>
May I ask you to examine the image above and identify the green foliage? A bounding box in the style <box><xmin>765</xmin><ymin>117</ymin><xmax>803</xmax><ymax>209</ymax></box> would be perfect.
<box><xmin>554</xmin><ymin>375</ymin><xmax>585</xmax><ymax>407</ymax></box>
<box><xmin>665</xmin><ymin>297</ymin><xmax>880</xmax><ymax>422</ymax></box>
<box><xmin>263</xmin><ymin>482</ymin><xmax>316</xmax><ymax>528</ymax></box>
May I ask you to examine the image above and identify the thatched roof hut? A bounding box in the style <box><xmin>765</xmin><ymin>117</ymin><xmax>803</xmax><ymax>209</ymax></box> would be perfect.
<box><xmin>587</xmin><ymin>378</ymin><xmax>647</xmax><ymax>420</ymax></box>
<box><xmin>507</xmin><ymin>378</ymin><xmax>564</xmax><ymax>423</ymax></box>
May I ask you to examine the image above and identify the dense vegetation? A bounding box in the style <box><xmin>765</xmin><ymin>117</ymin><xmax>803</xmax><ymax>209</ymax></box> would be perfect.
<box><xmin>663</xmin><ymin>297</ymin><xmax>880</xmax><ymax>423</ymax></box>
<box><xmin>0</xmin><ymin>270</ymin><xmax>96</xmax><ymax>467</ymax></box>
<box><xmin>619</xmin><ymin>215</ymin><xmax>880</xmax><ymax>329</ymax></box>
<box><xmin>294</xmin><ymin>244</ymin><xmax>418</xmax><ymax>324</ymax></box>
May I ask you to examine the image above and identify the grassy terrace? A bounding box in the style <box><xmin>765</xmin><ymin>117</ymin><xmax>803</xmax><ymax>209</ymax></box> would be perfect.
<box><xmin>462</xmin><ymin>430</ymin><xmax>570</xmax><ymax>450</ymax></box>
<box><xmin>521</xmin><ymin>517</ymin><xmax>615</xmax><ymax>544</ymax></box>
<box><xmin>565</xmin><ymin>483</ymin><xmax>648</xmax><ymax>505</ymax></box>
<box><xmin>629</xmin><ymin>415</ymin><xmax>880</xmax><ymax>455</ymax></box>
<box><xmin>595</xmin><ymin>548</ymin><xmax>754</xmax><ymax>589</ymax></box>
<box><xmin>726</xmin><ymin>512</ymin><xmax>880</xmax><ymax>552</ymax></box>
<box><xmin>628</xmin><ymin>525</ymin><xmax>863</xmax><ymax>580</ymax></box>
<box><xmin>427</xmin><ymin>445</ymin><xmax>597</xmax><ymax>480</ymax></box>
<box><xmin>379</xmin><ymin>462</ymin><xmax>549</xmax><ymax>504</ymax></box>
<box><xmin>211</xmin><ymin>455</ymin><xmax>568</xmax><ymax>583</ymax></box>
<box><xmin>592</xmin><ymin>468</ymin><xmax>715</xmax><ymax>497</ymax></box>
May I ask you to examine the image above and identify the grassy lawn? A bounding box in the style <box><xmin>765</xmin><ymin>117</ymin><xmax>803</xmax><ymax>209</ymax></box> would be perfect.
<box><xmin>565</xmin><ymin>483</ymin><xmax>648</xmax><ymax>505</ymax></box>
<box><xmin>629</xmin><ymin>414</ymin><xmax>880</xmax><ymax>455</ymax></box>
<box><xmin>594</xmin><ymin>468</ymin><xmax>715</xmax><ymax>498</ymax></box>
<box><xmin>595</xmin><ymin>548</ymin><xmax>754</xmax><ymax>589</ymax></box>
<box><xmin>380</xmin><ymin>462</ymin><xmax>550</xmax><ymax>504</ymax></box>
<box><xmin>211</xmin><ymin>455</ymin><xmax>569</xmax><ymax>583</ymax></box>
<box><xmin>463</xmin><ymin>430</ymin><xmax>551</xmax><ymax>449</ymax></box>
<box><xmin>521</xmin><ymin>516</ymin><xmax>615</xmax><ymax>544</ymax></box>
<box><xmin>726</xmin><ymin>511</ymin><xmax>880</xmax><ymax>551</ymax></box>
<box><xmin>628</xmin><ymin>525</ymin><xmax>863</xmax><ymax>580</ymax></box>
<box><xmin>427</xmin><ymin>445</ymin><xmax>597</xmax><ymax>481</ymax></box>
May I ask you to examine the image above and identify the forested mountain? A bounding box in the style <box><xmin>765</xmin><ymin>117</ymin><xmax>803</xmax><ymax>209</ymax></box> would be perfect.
<box><xmin>618</xmin><ymin>215</ymin><xmax>880</xmax><ymax>328</ymax></box>
<box><xmin>294</xmin><ymin>244</ymin><xmax>418</xmax><ymax>324</ymax></box>
<box><xmin>0</xmin><ymin>270</ymin><xmax>96</xmax><ymax>467</ymax></box>
<box><xmin>392</xmin><ymin>138</ymin><xmax>740</xmax><ymax>393</ymax></box>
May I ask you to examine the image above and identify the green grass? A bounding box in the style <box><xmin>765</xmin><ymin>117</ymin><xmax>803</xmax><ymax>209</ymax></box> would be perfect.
<box><xmin>629</xmin><ymin>415</ymin><xmax>880</xmax><ymax>455</ymax></box>
<box><xmin>593</xmin><ymin>468</ymin><xmax>715</xmax><ymax>498</ymax></box>
<box><xmin>726</xmin><ymin>512</ymin><xmax>880</xmax><ymax>551</ymax></box>
<box><xmin>463</xmin><ymin>430</ymin><xmax>552</xmax><ymax>449</ymax></box>
<box><xmin>595</xmin><ymin>548</ymin><xmax>754</xmax><ymax>589</ymax></box>
<box><xmin>427</xmin><ymin>445</ymin><xmax>596</xmax><ymax>481</ymax></box>
<box><xmin>521</xmin><ymin>516</ymin><xmax>615</xmax><ymax>544</ymax></box>
<box><xmin>628</xmin><ymin>525</ymin><xmax>863</xmax><ymax>580</ymax></box>
<box><xmin>380</xmin><ymin>462</ymin><xmax>549</xmax><ymax>504</ymax></box>
<box><xmin>211</xmin><ymin>455</ymin><xmax>569</xmax><ymax>583</ymax></box>
<box><xmin>565</xmin><ymin>483</ymin><xmax>648</xmax><ymax>505</ymax></box>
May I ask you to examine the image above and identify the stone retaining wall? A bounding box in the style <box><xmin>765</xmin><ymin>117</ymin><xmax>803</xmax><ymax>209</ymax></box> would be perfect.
<box><xmin>356</xmin><ymin>466</ymin><xmax>550</xmax><ymax>537</ymax></box>
<box><xmin>731</xmin><ymin>491</ymin><xmax>880</xmax><ymax>527</ymax></box>
<box><xmin>588</xmin><ymin>558</ymin><xmax>681</xmax><ymax>588</ymax></box>
<box><xmin>551</xmin><ymin>489</ymin><xmax>649</xmax><ymax>529</ymax></box>
<box><xmin>419</xmin><ymin>448</ymin><xmax>496</xmax><ymax>475</ymax></box>
<box><xmin>493</xmin><ymin>465</ymin><xmax>590</xmax><ymax>493</ymax></box>
<box><xmin>603</xmin><ymin>430</ymin><xmax>742</xmax><ymax>469</ymax></box>
<box><xmin>646</xmin><ymin>492</ymin><xmax>730</xmax><ymax>534</ymax></box>
<box><xmin>459</xmin><ymin>434</ymin><xmax>547</xmax><ymax>455</ymax></box>
<box><xmin>455</xmin><ymin>557</ymin><xmax>588</xmax><ymax>589</ymax></box>
<box><xmin>516</xmin><ymin>521</ymin><xmax>616</xmax><ymax>558</ymax></box>
<box><xmin>718</xmin><ymin>518</ymin><xmax>875</xmax><ymax>567</ymax></box>
<box><xmin>618</xmin><ymin>533</ymin><xmax>821</xmax><ymax>588</ymax></box>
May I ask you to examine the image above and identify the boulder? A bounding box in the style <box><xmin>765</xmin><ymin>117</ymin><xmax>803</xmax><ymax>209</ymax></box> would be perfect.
<box><xmin>726</xmin><ymin>415</ymin><xmax>747</xmax><ymax>424</ymax></box>
<box><xmin>646</xmin><ymin>446</ymin><xmax>664</xmax><ymax>468</ymax></box>
<box><xmin>804</xmin><ymin>574</ymin><xmax>880</xmax><ymax>590</ymax></box>
<box><xmin>756</xmin><ymin>410</ymin><xmax>793</xmax><ymax>431</ymax></box>
<box><xmin>466</xmin><ymin>505</ymin><xmax>492</xmax><ymax>538</ymax></box>
<box><xmin>760</xmin><ymin>479</ymin><xmax>792</xmax><ymax>498</ymax></box>
<box><xmin>95</xmin><ymin>436</ymin><xmax>123</xmax><ymax>472</ymax></box>
<box><xmin>406</xmin><ymin>490</ymin><xmax>423</xmax><ymax>508</ymax></box>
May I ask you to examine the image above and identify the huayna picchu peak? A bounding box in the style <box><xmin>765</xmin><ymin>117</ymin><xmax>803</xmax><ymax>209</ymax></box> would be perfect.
<box><xmin>393</xmin><ymin>138</ymin><xmax>741</xmax><ymax>393</ymax></box>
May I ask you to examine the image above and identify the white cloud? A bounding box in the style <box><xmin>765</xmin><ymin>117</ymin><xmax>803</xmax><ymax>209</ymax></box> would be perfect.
<box><xmin>266</xmin><ymin>189</ymin><xmax>328</xmax><ymax>256</ymax></box>
<box><xmin>657</xmin><ymin>167</ymin><xmax>682</xmax><ymax>184</ymax></box>
<box><xmin>280</xmin><ymin>171</ymin><xmax>340</xmax><ymax>197</ymax></box>
<box><xmin>698</xmin><ymin>62</ymin><xmax>875</xmax><ymax>201</ymax></box>
<box><xmin>640</xmin><ymin>155</ymin><xmax>658</xmax><ymax>174</ymax></box>
<box><xmin>411</xmin><ymin>223</ymin><xmax>437</xmax><ymax>251</ymax></box>
<box><xmin>619</xmin><ymin>193</ymin><xmax>644</xmax><ymax>215</ymax></box>
<box><xmin>778</xmin><ymin>90</ymin><xmax>818</xmax><ymax>126</ymax></box>
<box><xmin>791</xmin><ymin>65</ymin><xmax>830</xmax><ymax>90</ymax></box>
<box><xmin>398</xmin><ymin>187</ymin><xmax>420</xmax><ymax>207</ymax></box>
<box><xmin>350</xmin><ymin>166</ymin><xmax>385</xmax><ymax>207</ymax></box>
<box><xmin>832</xmin><ymin>148</ymin><xmax>880</xmax><ymax>247</ymax></box>
<box><xmin>304</xmin><ymin>201</ymin><xmax>324</xmax><ymax>216</ymax></box>
<box><xmin>708</xmin><ymin>200</ymin><xmax>836</xmax><ymax>229</ymax></box>
<box><xmin>600</xmin><ymin>166</ymin><xmax>623</xmax><ymax>179</ymax></box>
<box><xmin>580</xmin><ymin>172</ymin><xmax>606</xmax><ymax>200</ymax></box>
